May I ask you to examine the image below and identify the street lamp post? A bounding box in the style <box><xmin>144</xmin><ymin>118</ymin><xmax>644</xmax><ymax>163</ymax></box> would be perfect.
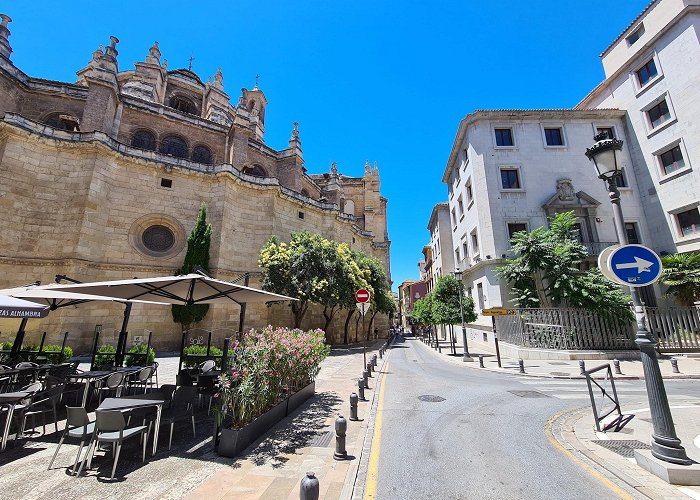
<box><xmin>453</xmin><ymin>268</ymin><xmax>473</xmax><ymax>362</ymax></box>
<box><xmin>586</xmin><ymin>132</ymin><xmax>691</xmax><ymax>465</ymax></box>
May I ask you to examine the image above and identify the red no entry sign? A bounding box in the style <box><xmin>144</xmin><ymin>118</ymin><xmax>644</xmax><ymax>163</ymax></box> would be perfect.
<box><xmin>355</xmin><ymin>288</ymin><xmax>370</xmax><ymax>303</ymax></box>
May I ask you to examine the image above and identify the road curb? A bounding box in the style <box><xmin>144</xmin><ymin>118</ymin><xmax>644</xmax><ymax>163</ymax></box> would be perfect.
<box><xmin>412</xmin><ymin>337</ymin><xmax>700</xmax><ymax>381</ymax></box>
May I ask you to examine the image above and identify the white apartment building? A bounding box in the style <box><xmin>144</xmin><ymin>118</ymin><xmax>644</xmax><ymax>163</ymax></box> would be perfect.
<box><xmin>426</xmin><ymin>202</ymin><xmax>455</xmax><ymax>292</ymax></box>
<box><xmin>442</xmin><ymin>109</ymin><xmax>651</xmax><ymax>311</ymax></box>
<box><xmin>578</xmin><ymin>0</ymin><xmax>700</xmax><ymax>253</ymax></box>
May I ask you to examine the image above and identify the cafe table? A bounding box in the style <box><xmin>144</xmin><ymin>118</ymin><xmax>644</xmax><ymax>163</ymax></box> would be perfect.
<box><xmin>97</xmin><ymin>396</ymin><xmax>165</xmax><ymax>456</ymax></box>
<box><xmin>67</xmin><ymin>367</ymin><xmax>142</xmax><ymax>407</ymax></box>
<box><xmin>0</xmin><ymin>391</ymin><xmax>31</xmax><ymax>452</ymax></box>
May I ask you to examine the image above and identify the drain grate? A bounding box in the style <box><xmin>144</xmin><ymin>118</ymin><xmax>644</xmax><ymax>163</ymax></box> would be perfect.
<box><xmin>548</xmin><ymin>361</ymin><xmax>569</xmax><ymax>366</ymax></box>
<box><xmin>591</xmin><ymin>439</ymin><xmax>651</xmax><ymax>458</ymax></box>
<box><xmin>418</xmin><ymin>395</ymin><xmax>446</xmax><ymax>403</ymax></box>
<box><xmin>550</xmin><ymin>371</ymin><xmax>571</xmax><ymax>376</ymax></box>
<box><xmin>308</xmin><ymin>431</ymin><xmax>334</xmax><ymax>447</ymax></box>
<box><xmin>508</xmin><ymin>390</ymin><xmax>550</xmax><ymax>398</ymax></box>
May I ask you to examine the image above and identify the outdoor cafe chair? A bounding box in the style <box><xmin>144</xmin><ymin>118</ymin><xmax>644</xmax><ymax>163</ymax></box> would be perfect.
<box><xmin>160</xmin><ymin>386</ymin><xmax>197</xmax><ymax>450</ymax></box>
<box><xmin>130</xmin><ymin>366</ymin><xmax>154</xmax><ymax>394</ymax></box>
<box><xmin>200</xmin><ymin>360</ymin><xmax>216</xmax><ymax>374</ymax></box>
<box><xmin>15</xmin><ymin>362</ymin><xmax>39</xmax><ymax>369</ymax></box>
<box><xmin>151</xmin><ymin>362</ymin><xmax>159</xmax><ymax>390</ymax></box>
<box><xmin>95</xmin><ymin>372</ymin><xmax>125</xmax><ymax>405</ymax></box>
<box><xmin>79</xmin><ymin>409</ymin><xmax>150</xmax><ymax>480</ymax></box>
<box><xmin>47</xmin><ymin>406</ymin><xmax>94</xmax><ymax>475</ymax></box>
<box><xmin>15</xmin><ymin>385</ymin><xmax>65</xmax><ymax>438</ymax></box>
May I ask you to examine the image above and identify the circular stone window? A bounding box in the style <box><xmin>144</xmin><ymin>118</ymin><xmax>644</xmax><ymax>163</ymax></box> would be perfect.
<box><xmin>142</xmin><ymin>225</ymin><xmax>175</xmax><ymax>252</ymax></box>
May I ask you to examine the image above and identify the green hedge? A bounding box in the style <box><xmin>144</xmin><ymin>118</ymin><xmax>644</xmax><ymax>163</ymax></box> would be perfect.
<box><xmin>94</xmin><ymin>344</ymin><xmax>117</xmax><ymax>368</ymax></box>
<box><xmin>124</xmin><ymin>344</ymin><xmax>155</xmax><ymax>367</ymax></box>
<box><xmin>0</xmin><ymin>342</ymin><xmax>73</xmax><ymax>363</ymax></box>
<box><xmin>183</xmin><ymin>345</ymin><xmax>223</xmax><ymax>368</ymax></box>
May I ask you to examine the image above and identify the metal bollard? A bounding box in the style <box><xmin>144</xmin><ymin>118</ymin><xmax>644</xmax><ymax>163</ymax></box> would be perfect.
<box><xmin>300</xmin><ymin>471</ymin><xmax>320</xmax><ymax>500</ymax></box>
<box><xmin>579</xmin><ymin>360</ymin><xmax>586</xmax><ymax>375</ymax></box>
<box><xmin>372</xmin><ymin>354</ymin><xmax>378</xmax><ymax>368</ymax></box>
<box><xmin>478</xmin><ymin>354</ymin><xmax>484</xmax><ymax>368</ymax></box>
<box><xmin>379</xmin><ymin>349</ymin><xmax>383</xmax><ymax>359</ymax></box>
<box><xmin>671</xmin><ymin>357</ymin><xmax>680</xmax><ymax>374</ymax></box>
<box><xmin>334</xmin><ymin>415</ymin><xmax>348</xmax><ymax>460</ymax></box>
<box><xmin>357</xmin><ymin>378</ymin><xmax>366</xmax><ymax>400</ymax></box>
<box><xmin>362</xmin><ymin>369</ymin><xmax>369</xmax><ymax>389</ymax></box>
<box><xmin>518</xmin><ymin>359</ymin><xmax>525</xmax><ymax>374</ymax></box>
<box><xmin>613</xmin><ymin>359</ymin><xmax>622</xmax><ymax>375</ymax></box>
<box><xmin>349</xmin><ymin>392</ymin><xmax>359</xmax><ymax>420</ymax></box>
<box><xmin>367</xmin><ymin>361</ymin><xmax>373</xmax><ymax>376</ymax></box>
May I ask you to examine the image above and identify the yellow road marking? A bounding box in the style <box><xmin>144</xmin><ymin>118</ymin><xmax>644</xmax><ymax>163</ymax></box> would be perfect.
<box><xmin>364</xmin><ymin>357</ymin><xmax>389</xmax><ymax>500</ymax></box>
<box><xmin>544</xmin><ymin>412</ymin><xmax>632</xmax><ymax>500</ymax></box>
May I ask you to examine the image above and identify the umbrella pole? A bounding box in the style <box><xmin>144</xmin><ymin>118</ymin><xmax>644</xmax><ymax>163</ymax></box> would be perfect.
<box><xmin>237</xmin><ymin>274</ymin><xmax>250</xmax><ymax>339</ymax></box>
<box><xmin>9</xmin><ymin>317</ymin><xmax>28</xmax><ymax>363</ymax></box>
<box><xmin>115</xmin><ymin>303</ymin><xmax>132</xmax><ymax>367</ymax></box>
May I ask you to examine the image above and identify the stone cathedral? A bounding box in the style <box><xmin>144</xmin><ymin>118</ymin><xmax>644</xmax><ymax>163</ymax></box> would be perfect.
<box><xmin>0</xmin><ymin>15</ymin><xmax>391</xmax><ymax>349</ymax></box>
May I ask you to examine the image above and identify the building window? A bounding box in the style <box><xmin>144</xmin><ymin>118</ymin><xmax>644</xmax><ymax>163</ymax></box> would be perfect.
<box><xmin>463</xmin><ymin>149</ymin><xmax>470</xmax><ymax>169</ymax></box>
<box><xmin>596</xmin><ymin>127</ymin><xmax>616</xmax><ymax>139</ymax></box>
<box><xmin>544</xmin><ymin>127</ymin><xmax>564</xmax><ymax>146</ymax></box>
<box><xmin>298</xmin><ymin>211</ymin><xmax>305</xmax><ymax>220</ymax></box>
<box><xmin>168</xmin><ymin>95</ymin><xmax>198</xmax><ymax>115</ymax></box>
<box><xmin>676</xmin><ymin>208</ymin><xmax>700</xmax><ymax>237</ymax></box>
<box><xmin>131</xmin><ymin>130</ymin><xmax>156</xmax><ymax>151</ymax></box>
<box><xmin>461</xmin><ymin>239</ymin><xmax>469</xmax><ymax>262</ymax></box>
<box><xmin>625</xmin><ymin>222</ymin><xmax>640</xmax><ymax>244</ymax></box>
<box><xmin>160</xmin><ymin>178</ymin><xmax>172</xmax><ymax>188</ymax></box>
<box><xmin>466</xmin><ymin>178</ymin><xmax>473</xmax><ymax>206</ymax></box>
<box><xmin>242</xmin><ymin>164</ymin><xmax>267</xmax><ymax>177</ymax></box>
<box><xmin>471</xmin><ymin>229</ymin><xmax>479</xmax><ymax>256</ymax></box>
<box><xmin>626</xmin><ymin>24</ymin><xmax>644</xmax><ymax>46</ymax></box>
<box><xmin>659</xmin><ymin>145</ymin><xmax>685</xmax><ymax>175</ymax></box>
<box><xmin>495</xmin><ymin>128</ymin><xmax>514</xmax><ymax>147</ymax></box>
<box><xmin>457</xmin><ymin>196</ymin><xmax>464</xmax><ymax>217</ymax></box>
<box><xmin>617</xmin><ymin>167</ymin><xmax>629</xmax><ymax>188</ymax></box>
<box><xmin>142</xmin><ymin>225</ymin><xmax>175</xmax><ymax>253</ymax></box>
<box><xmin>191</xmin><ymin>145</ymin><xmax>212</xmax><ymax>164</ymax></box>
<box><xmin>43</xmin><ymin>113</ymin><xmax>80</xmax><ymax>131</ymax></box>
<box><xmin>636</xmin><ymin>58</ymin><xmax>658</xmax><ymax>86</ymax></box>
<box><xmin>647</xmin><ymin>99</ymin><xmax>671</xmax><ymax>129</ymax></box>
<box><xmin>507</xmin><ymin>223</ymin><xmax>528</xmax><ymax>240</ymax></box>
<box><xmin>159</xmin><ymin>135</ymin><xmax>188</xmax><ymax>158</ymax></box>
<box><xmin>455</xmin><ymin>248</ymin><xmax>461</xmax><ymax>263</ymax></box>
<box><xmin>500</xmin><ymin>168</ymin><xmax>521</xmax><ymax>190</ymax></box>
<box><xmin>451</xmin><ymin>208</ymin><xmax>457</xmax><ymax>227</ymax></box>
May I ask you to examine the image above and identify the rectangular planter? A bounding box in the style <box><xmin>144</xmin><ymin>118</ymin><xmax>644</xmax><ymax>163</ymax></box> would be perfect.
<box><xmin>286</xmin><ymin>380</ymin><xmax>315</xmax><ymax>415</ymax></box>
<box><xmin>215</xmin><ymin>382</ymin><xmax>315</xmax><ymax>458</ymax></box>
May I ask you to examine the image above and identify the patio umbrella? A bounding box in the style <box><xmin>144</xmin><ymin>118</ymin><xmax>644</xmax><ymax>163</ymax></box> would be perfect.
<box><xmin>0</xmin><ymin>285</ymin><xmax>162</xmax><ymax>362</ymax></box>
<box><xmin>0</xmin><ymin>295</ymin><xmax>49</xmax><ymax>319</ymax></box>
<box><xmin>42</xmin><ymin>272</ymin><xmax>297</xmax><ymax>364</ymax></box>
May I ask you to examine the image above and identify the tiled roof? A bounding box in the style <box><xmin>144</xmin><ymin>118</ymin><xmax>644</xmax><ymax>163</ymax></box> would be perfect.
<box><xmin>599</xmin><ymin>0</ymin><xmax>657</xmax><ymax>57</ymax></box>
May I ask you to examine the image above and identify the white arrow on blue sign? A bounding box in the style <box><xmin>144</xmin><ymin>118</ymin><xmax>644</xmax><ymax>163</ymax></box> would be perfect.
<box><xmin>607</xmin><ymin>244</ymin><xmax>663</xmax><ymax>287</ymax></box>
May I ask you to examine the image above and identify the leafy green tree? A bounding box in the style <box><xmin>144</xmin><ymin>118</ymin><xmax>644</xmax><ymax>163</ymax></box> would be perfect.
<box><xmin>660</xmin><ymin>252</ymin><xmax>700</xmax><ymax>306</ymax></box>
<box><xmin>172</xmin><ymin>203</ymin><xmax>212</xmax><ymax>331</ymax></box>
<box><xmin>411</xmin><ymin>294</ymin><xmax>434</xmax><ymax>327</ymax></box>
<box><xmin>497</xmin><ymin>211</ymin><xmax>631</xmax><ymax>320</ymax></box>
<box><xmin>353</xmin><ymin>251</ymin><xmax>394</xmax><ymax>340</ymax></box>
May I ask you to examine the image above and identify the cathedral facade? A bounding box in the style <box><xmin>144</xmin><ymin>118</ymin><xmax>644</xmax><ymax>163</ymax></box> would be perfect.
<box><xmin>0</xmin><ymin>15</ymin><xmax>391</xmax><ymax>349</ymax></box>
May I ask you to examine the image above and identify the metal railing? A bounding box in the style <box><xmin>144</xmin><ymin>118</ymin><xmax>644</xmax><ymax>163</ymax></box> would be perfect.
<box><xmin>582</xmin><ymin>242</ymin><xmax>617</xmax><ymax>255</ymax></box>
<box><xmin>495</xmin><ymin>308</ymin><xmax>635</xmax><ymax>350</ymax></box>
<box><xmin>644</xmin><ymin>306</ymin><xmax>700</xmax><ymax>351</ymax></box>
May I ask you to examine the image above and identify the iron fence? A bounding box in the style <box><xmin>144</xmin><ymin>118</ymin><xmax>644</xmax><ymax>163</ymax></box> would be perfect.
<box><xmin>495</xmin><ymin>308</ymin><xmax>635</xmax><ymax>350</ymax></box>
<box><xmin>644</xmin><ymin>306</ymin><xmax>700</xmax><ymax>351</ymax></box>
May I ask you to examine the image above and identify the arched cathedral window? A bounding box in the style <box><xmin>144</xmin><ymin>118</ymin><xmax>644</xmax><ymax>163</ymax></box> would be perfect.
<box><xmin>191</xmin><ymin>145</ymin><xmax>212</xmax><ymax>165</ymax></box>
<box><xmin>131</xmin><ymin>130</ymin><xmax>156</xmax><ymax>151</ymax></box>
<box><xmin>168</xmin><ymin>95</ymin><xmax>198</xmax><ymax>115</ymax></box>
<box><xmin>159</xmin><ymin>135</ymin><xmax>188</xmax><ymax>159</ymax></box>
<box><xmin>242</xmin><ymin>164</ymin><xmax>267</xmax><ymax>177</ymax></box>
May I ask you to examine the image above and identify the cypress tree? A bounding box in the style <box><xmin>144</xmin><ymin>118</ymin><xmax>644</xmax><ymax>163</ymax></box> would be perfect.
<box><xmin>172</xmin><ymin>203</ymin><xmax>212</xmax><ymax>330</ymax></box>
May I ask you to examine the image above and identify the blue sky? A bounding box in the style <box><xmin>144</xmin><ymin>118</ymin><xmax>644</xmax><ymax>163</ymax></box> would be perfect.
<box><xmin>5</xmin><ymin>1</ymin><xmax>650</xmax><ymax>291</ymax></box>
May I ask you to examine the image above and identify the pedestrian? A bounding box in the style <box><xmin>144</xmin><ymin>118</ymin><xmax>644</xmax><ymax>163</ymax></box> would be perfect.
<box><xmin>374</xmin><ymin>327</ymin><xmax>378</xmax><ymax>340</ymax></box>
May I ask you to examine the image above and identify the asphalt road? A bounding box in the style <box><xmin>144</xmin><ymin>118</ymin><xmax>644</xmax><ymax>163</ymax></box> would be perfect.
<box><xmin>370</xmin><ymin>336</ymin><xmax>700</xmax><ymax>500</ymax></box>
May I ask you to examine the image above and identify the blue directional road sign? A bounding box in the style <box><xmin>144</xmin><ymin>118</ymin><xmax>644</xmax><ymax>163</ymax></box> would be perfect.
<box><xmin>607</xmin><ymin>244</ymin><xmax>663</xmax><ymax>287</ymax></box>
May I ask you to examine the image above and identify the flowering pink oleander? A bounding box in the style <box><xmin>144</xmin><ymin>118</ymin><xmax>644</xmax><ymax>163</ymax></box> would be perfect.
<box><xmin>216</xmin><ymin>326</ymin><xmax>330</xmax><ymax>429</ymax></box>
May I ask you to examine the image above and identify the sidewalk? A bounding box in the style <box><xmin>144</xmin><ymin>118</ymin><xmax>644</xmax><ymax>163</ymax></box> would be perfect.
<box><xmin>422</xmin><ymin>333</ymin><xmax>700</xmax><ymax>380</ymax></box>
<box><xmin>184</xmin><ymin>340</ymin><xmax>386</xmax><ymax>500</ymax></box>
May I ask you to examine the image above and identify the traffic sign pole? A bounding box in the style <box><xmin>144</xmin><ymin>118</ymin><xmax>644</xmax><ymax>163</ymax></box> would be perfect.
<box><xmin>602</xmin><ymin>175</ymin><xmax>691</xmax><ymax>465</ymax></box>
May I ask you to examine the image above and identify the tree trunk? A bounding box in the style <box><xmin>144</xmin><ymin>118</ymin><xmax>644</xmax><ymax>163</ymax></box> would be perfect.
<box><xmin>292</xmin><ymin>301</ymin><xmax>308</xmax><ymax>329</ymax></box>
<box><xmin>322</xmin><ymin>306</ymin><xmax>335</xmax><ymax>343</ymax></box>
<box><xmin>533</xmin><ymin>270</ymin><xmax>551</xmax><ymax>308</ymax></box>
<box><xmin>368</xmin><ymin>311</ymin><xmax>378</xmax><ymax>339</ymax></box>
<box><xmin>343</xmin><ymin>309</ymin><xmax>354</xmax><ymax>345</ymax></box>
<box><xmin>355</xmin><ymin>315</ymin><xmax>360</xmax><ymax>343</ymax></box>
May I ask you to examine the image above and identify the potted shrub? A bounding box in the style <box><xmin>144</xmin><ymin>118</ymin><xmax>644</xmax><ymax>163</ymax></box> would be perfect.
<box><xmin>215</xmin><ymin>326</ymin><xmax>329</xmax><ymax>457</ymax></box>
<box><xmin>124</xmin><ymin>344</ymin><xmax>155</xmax><ymax>367</ymax></box>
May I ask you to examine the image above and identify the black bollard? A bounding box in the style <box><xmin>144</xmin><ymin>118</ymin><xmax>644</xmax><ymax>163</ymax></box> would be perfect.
<box><xmin>300</xmin><ymin>471</ymin><xmax>320</xmax><ymax>500</ymax></box>
<box><xmin>372</xmin><ymin>354</ymin><xmax>378</xmax><ymax>368</ymax></box>
<box><xmin>334</xmin><ymin>415</ymin><xmax>348</xmax><ymax>460</ymax></box>
<box><xmin>478</xmin><ymin>355</ymin><xmax>484</xmax><ymax>368</ymax></box>
<box><xmin>350</xmin><ymin>392</ymin><xmax>359</xmax><ymax>421</ymax></box>
<box><xmin>379</xmin><ymin>349</ymin><xmax>383</xmax><ymax>360</ymax></box>
<box><xmin>367</xmin><ymin>361</ymin><xmax>373</xmax><ymax>377</ymax></box>
<box><xmin>358</xmin><ymin>378</ymin><xmax>366</xmax><ymax>400</ymax></box>
<box><xmin>518</xmin><ymin>359</ymin><xmax>525</xmax><ymax>374</ymax></box>
<box><xmin>579</xmin><ymin>360</ymin><xmax>586</xmax><ymax>375</ymax></box>
<box><xmin>671</xmin><ymin>358</ymin><xmax>680</xmax><ymax>374</ymax></box>
<box><xmin>613</xmin><ymin>359</ymin><xmax>622</xmax><ymax>375</ymax></box>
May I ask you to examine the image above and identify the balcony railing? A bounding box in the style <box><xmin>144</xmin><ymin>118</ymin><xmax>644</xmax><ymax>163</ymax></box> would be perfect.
<box><xmin>582</xmin><ymin>241</ymin><xmax>617</xmax><ymax>255</ymax></box>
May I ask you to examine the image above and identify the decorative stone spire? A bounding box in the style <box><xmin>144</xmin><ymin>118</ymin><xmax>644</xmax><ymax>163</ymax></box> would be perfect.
<box><xmin>288</xmin><ymin>122</ymin><xmax>302</xmax><ymax>156</ymax></box>
<box><xmin>92</xmin><ymin>45</ymin><xmax>104</xmax><ymax>61</ymax></box>
<box><xmin>0</xmin><ymin>14</ymin><xmax>13</xmax><ymax>60</ymax></box>
<box><xmin>364</xmin><ymin>160</ymin><xmax>371</xmax><ymax>176</ymax></box>
<box><xmin>104</xmin><ymin>36</ymin><xmax>119</xmax><ymax>61</ymax></box>
<box><xmin>331</xmin><ymin>162</ymin><xmax>338</xmax><ymax>175</ymax></box>
<box><xmin>253</xmin><ymin>73</ymin><xmax>260</xmax><ymax>90</ymax></box>
<box><xmin>146</xmin><ymin>41</ymin><xmax>161</xmax><ymax>64</ymax></box>
<box><xmin>213</xmin><ymin>67</ymin><xmax>224</xmax><ymax>90</ymax></box>
<box><xmin>373</xmin><ymin>161</ymin><xmax>379</xmax><ymax>177</ymax></box>
<box><xmin>162</xmin><ymin>58</ymin><xmax>168</xmax><ymax>71</ymax></box>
